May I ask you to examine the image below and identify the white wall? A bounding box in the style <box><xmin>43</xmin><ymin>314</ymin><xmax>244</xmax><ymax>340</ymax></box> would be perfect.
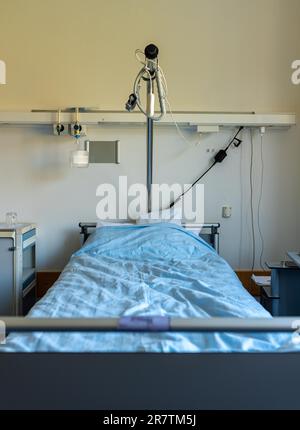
<box><xmin>0</xmin><ymin>0</ymin><xmax>299</xmax><ymax>271</ymax></box>
<box><xmin>0</xmin><ymin>122</ymin><xmax>299</xmax><ymax>271</ymax></box>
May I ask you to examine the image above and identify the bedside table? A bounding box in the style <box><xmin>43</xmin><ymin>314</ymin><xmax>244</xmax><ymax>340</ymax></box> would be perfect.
<box><xmin>260</xmin><ymin>261</ymin><xmax>300</xmax><ymax>316</ymax></box>
<box><xmin>0</xmin><ymin>223</ymin><xmax>37</xmax><ymax>316</ymax></box>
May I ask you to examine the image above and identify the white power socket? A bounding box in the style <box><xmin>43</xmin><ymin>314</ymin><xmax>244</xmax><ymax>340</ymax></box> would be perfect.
<box><xmin>222</xmin><ymin>205</ymin><xmax>232</xmax><ymax>218</ymax></box>
<box><xmin>69</xmin><ymin>123</ymin><xmax>87</xmax><ymax>137</ymax></box>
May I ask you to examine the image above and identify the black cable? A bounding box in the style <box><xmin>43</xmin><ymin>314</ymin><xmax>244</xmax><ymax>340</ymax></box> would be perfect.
<box><xmin>169</xmin><ymin>126</ymin><xmax>244</xmax><ymax>208</ymax></box>
<box><xmin>169</xmin><ymin>161</ymin><xmax>217</xmax><ymax>208</ymax></box>
<box><xmin>224</xmin><ymin>126</ymin><xmax>244</xmax><ymax>151</ymax></box>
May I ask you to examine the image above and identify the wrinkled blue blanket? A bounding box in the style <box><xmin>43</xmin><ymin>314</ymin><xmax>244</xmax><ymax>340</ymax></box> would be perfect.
<box><xmin>1</xmin><ymin>224</ymin><xmax>297</xmax><ymax>352</ymax></box>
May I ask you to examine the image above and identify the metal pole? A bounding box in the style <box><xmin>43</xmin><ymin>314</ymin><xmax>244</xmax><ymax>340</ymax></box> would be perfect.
<box><xmin>147</xmin><ymin>117</ymin><xmax>154</xmax><ymax>212</ymax></box>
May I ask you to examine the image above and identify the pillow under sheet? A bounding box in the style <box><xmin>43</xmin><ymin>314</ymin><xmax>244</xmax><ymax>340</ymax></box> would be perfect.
<box><xmin>136</xmin><ymin>207</ymin><xmax>182</xmax><ymax>225</ymax></box>
<box><xmin>96</xmin><ymin>220</ymin><xmax>135</xmax><ymax>227</ymax></box>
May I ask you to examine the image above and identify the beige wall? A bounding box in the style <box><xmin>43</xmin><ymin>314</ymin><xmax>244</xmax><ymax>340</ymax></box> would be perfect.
<box><xmin>0</xmin><ymin>0</ymin><xmax>299</xmax><ymax>270</ymax></box>
<box><xmin>0</xmin><ymin>123</ymin><xmax>299</xmax><ymax>271</ymax></box>
<box><xmin>0</xmin><ymin>0</ymin><xmax>300</xmax><ymax>112</ymax></box>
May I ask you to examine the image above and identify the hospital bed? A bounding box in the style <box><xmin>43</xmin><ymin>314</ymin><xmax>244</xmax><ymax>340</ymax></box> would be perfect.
<box><xmin>1</xmin><ymin>223</ymin><xmax>300</xmax><ymax>410</ymax></box>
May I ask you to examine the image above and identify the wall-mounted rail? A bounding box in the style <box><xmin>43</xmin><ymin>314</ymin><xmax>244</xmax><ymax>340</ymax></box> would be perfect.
<box><xmin>0</xmin><ymin>111</ymin><xmax>296</xmax><ymax>128</ymax></box>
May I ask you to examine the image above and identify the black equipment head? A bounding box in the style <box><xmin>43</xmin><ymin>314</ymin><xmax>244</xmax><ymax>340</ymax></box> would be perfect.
<box><xmin>125</xmin><ymin>93</ymin><xmax>138</xmax><ymax>112</ymax></box>
<box><xmin>144</xmin><ymin>44</ymin><xmax>159</xmax><ymax>60</ymax></box>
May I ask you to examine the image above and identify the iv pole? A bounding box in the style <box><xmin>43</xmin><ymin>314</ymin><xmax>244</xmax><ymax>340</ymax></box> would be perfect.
<box><xmin>126</xmin><ymin>44</ymin><xmax>166</xmax><ymax>213</ymax></box>
<box><xmin>147</xmin><ymin>116</ymin><xmax>154</xmax><ymax>212</ymax></box>
<box><xmin>146</xmin><ymin>100</ymin><xmax>154</xmax><ymax>211</ymax></box>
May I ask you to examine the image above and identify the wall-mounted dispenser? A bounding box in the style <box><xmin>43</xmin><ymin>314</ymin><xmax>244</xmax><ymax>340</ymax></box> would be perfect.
<box><xmin>71</xmin><ymin>139</ymin><xmax>89</xmax><ymax>168</ymax></box>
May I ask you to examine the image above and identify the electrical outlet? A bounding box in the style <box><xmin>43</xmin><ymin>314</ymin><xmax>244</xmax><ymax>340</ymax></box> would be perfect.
<box><xmin>69</xmin><ymin>123</ymin><xmax>87</xmax><ymax>137</ymax></box>
<box><xmin>222</xmin><ymin>205</ymin><xmax>232</xmax><ymax>218</ymax></box>
<box><xmin>53</xmin><ymin>124</ymin><xmax>68</xmax><ymax>136</ymax></box>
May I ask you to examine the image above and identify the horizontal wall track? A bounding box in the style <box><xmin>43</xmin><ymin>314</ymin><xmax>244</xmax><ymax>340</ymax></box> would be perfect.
<box><xmin>0</xmin><ymin>111</ymin><xmax>296</xmax><ymax>129</ymax></box>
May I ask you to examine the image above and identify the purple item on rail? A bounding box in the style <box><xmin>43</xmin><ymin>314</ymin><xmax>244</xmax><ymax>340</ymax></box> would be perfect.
<box><xmin>118</xmin><ymin>316</ymin><xmax>170</xmax><ymax>331</ymax></box>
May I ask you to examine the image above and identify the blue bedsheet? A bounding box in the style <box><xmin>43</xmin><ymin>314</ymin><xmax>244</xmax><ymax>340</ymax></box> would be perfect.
<box><xmin>1</xmin><ymin>223</ymin><xmax>298</xmax><ymax>352</ymax></box>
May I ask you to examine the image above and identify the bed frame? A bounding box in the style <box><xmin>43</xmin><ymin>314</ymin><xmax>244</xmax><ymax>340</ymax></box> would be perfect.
<box><xmin>79</xmin><ymin>222</ymin><xmax>221</xmax><ymax>252</ymax></box>
<box><xmin>1</xmin><ymin>316</ymin><xmax>300</xmax><ymax>410</ymax></box>
<box><xmin>1</xmin><ymin>224</ymin><xmax>299</xmax><ymax>410</ymax></box>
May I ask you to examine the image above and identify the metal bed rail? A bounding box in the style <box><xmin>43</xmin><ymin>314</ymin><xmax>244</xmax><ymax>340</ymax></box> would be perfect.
<box><xmin>79</xmin><ymin>222</ymin><xmax>220</xmax><ymax>252</ymax></box>
<box><xmin>1</xmin><ymin>316</ymin><xmax>300</xmax><ymax>333</ymax></box>
<box><xmin>1</xmin><ymin>316</ymin><xmax>300</xmax><ymax>410</ymax></box>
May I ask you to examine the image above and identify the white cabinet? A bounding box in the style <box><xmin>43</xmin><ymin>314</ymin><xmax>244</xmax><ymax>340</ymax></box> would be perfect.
<box><xmin>0</xmin><ymin>224</ymin><xmax>36</xmax><ymax>316</ymax></box>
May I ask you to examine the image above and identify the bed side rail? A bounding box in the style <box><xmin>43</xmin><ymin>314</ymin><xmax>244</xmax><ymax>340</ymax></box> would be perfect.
<box><xmin>1</xmin><ymin>316</ymin><xmax>300</xmax><ymax>409</ymax></box>
<box><xmin>1</xmin><ymin>316</ymin><xmax>300</xmax><ymax>333</ymax></box>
